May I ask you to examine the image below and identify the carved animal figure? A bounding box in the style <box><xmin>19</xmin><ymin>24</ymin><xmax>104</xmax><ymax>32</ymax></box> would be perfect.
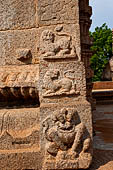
<box><xmin>42</xmin><ymin>108</ymin><xmax>87</xmax><ymax>156</ymax></box>
<box><xmin>43</xmin><ymin>70</ymin><xmax>61</xmax><ymax>95</ymax></box>
<box><xmin>39</xmin><ymin>30</ymin><xmax>74</xmax><ymax>58</ymax></box>
<box><xmin>40</xmin><ymin>30</ymin><xmax>58</xmax><ymax>57</ymax></box>
<box><xmin>56</xmin><ymin>36</ymin><xmax>71</xmax><ymax>56</ymax></box>
<box><xmin>43</xmin><ymin>70</ymin><xmax>75</xmax><ymax>96</ymax></box>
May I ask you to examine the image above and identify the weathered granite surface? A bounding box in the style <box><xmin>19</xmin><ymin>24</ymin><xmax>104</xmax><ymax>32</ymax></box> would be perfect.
<box><xmin>0</xmin><ymin>0</ymin><xmax>92</xmax><ymax>169</ymax></box>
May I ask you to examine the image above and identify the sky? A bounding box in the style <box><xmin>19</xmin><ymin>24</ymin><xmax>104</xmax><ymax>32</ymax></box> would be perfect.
<box><xmin>89</xmin><ymin>0</ymin><xmax>113</xmax><ymax>31</ymax></box>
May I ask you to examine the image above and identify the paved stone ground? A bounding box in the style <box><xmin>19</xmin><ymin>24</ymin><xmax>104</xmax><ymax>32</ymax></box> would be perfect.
<box><xmin>87</xmin><ymin>105</ymin><xmax>113</xmax><ymax>170</ymax></box>
<box><xmin>88</xmin><ymin>149</ymin><xmax>113</xmax><ymax>170</ymax></box>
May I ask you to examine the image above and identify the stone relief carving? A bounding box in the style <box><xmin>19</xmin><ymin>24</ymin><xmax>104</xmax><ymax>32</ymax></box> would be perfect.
<box><xmin>39</xmin><ymin>26</ymin><xmax>78</xmax><ymax>59</ymax></box>
<box><xmin>16</xmin><ymin>49</ymin><xmax>32</xmax><ymax>61</ymax></box>
<box><xmin>0</xmin><ymin>109</ymin><xmax>40</xmax><ymax>150</ymax></box>
<box><xmin>0</xmin><ymin>87</ymin><xmax>38</xmax><ymax>101</ymax></box>
<box><xmin>38</xmin><ymin>0</ymin><xmax>77</xmax><ymax>23</ymax></box>
<box><xmin>0</xmin><ymin>67</ymin><xmax>39</xmax><ymax>100</ymax></box>
<box><xmin>42</xmin><ymin>69</ymin><xmax>79</xmax><ymax>97</ymax></box>
<box><xmin>0</xmin><ymin>71</ymin><xmax>38</xmax><ymax>86</ymax></box>
<box><xmin>42</xmin><ymin>108</ymin><xmax>91</xmax><ymax>159</ymax></box>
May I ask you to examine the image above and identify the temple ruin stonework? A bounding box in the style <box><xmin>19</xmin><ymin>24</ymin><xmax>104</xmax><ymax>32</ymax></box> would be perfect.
<box><xmin>0</xmin><ymin>0</ymin><xmax>92</xmax><ymax>169</ymax></box>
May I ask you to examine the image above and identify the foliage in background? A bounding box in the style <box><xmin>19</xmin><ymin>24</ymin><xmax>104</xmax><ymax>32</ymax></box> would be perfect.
<box><xmin>90</xmin><ymin>23</ymin><xmax>112</xmax><ymax>81</ymax></box>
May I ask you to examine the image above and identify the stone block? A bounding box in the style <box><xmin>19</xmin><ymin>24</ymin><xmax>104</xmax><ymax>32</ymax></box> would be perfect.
<box><xmin>0</xmin><ymin>64</ymin><xmax>39</xmax><ymax>106</ymax></box>
<box><xmin>0</xmin><ymin>32</ymin><xmax>6</xmax><ymax>65</ymax></box>
<box><xmin>40</xmin><ymin>101</ymin><xmax>92</xmax><ymax>169</ymax></box>
<box><xmin>0</xmin><ymin>149</ymin><xmax>43</xmax><ymax>170</ymax></box>
<box><xmin>37</xmin><ymin>0</ymin><xmax>79</xmax><ymax>26</ymax></box>
<box><xmin>0</xmin><ymin>0</ymin><xmax>36</xmax><ymax>31</ymax></box>
<box><xmin>37</xmin><ymin>24</ymin><xmax>81</xmax><ymax>61</ymax></box>
<box><xmin>0</xmin><ymin>65</ymin><xmax>39</xmax><ymax>88</ymax></box>
<box><xmin>0</xmin><ymin>29</ymin><xmax>39</xmax><ymax>65</ymax></box>
<box><xmin>39</xmin><ymin>60</ymin><xmax>86</xmax><ymax>103</ymax></box>
<box><xmin>0</xmin><ymin>108</ymin><xmax>40</xmax><ymax>150</ymax></box>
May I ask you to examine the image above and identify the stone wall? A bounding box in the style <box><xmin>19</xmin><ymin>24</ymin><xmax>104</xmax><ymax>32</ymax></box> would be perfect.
<box><xmin>0</xmin><ymin>0</ymin><xmax>93</xmax><ymax>169</ymax></box>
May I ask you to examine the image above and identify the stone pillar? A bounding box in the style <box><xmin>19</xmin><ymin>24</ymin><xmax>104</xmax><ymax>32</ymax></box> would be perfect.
<box><xmin>39</xmin><ymin>0</ymin><xmax>93</xmax><ymax>169</ymax></box>
<box><xmin>79</xmin><ymin>0</ymin><xmax>94</xmax><ymax>108</ymax></box>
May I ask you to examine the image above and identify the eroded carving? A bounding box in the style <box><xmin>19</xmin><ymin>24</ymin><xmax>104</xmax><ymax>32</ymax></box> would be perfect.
<box><xmin>39</xmin><ymin>27</ymin><xmax>78</xmax><ymax>59</ymax></box>
<box><xmin>42</xmin><ymin>108</ymin><xmax>91</xmax><ymax>159</ymax></box>
<box><xmin>0</xmin><ymin>109</ymin><xmax>40</xmax><ymax>150</ymax></box>
<box><xmin>0</xmin><ymin>87</ymin><xmax>38</xmax><ymax>100</ymax></box>
<box><xmin>0</xmin><ymin>65</ymin><xmax>39</xmax><ymax>101</ymax></box>
<box><xmin>43</xmin><ymin>69</ymin><xmax>79</xmax><ymax>97</ymax></box>
<box><xmin>16</xmin><ymin>48</ymin><xmax>32</xmax><ymax>64</ymax></box>
<box><xmin>0</xmin><ymin>71</ymin><xmax>38</xmax><ymax>87</ymax></box>
<box><xmin>38</xmin><ymin>0</ymin><xmax>77</xmax><ymax>23</ymax></box>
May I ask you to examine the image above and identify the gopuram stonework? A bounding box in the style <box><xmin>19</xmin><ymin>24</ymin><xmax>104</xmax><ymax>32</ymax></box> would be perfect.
<box><xmin>0</xmin><ymin>0</ymin><xmax>93</xmax><ymax>169</ymax></box>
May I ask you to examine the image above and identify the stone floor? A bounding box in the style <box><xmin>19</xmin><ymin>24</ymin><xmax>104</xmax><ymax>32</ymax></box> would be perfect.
<box><xmin>88</xmin><ymin>104</ymin><xmax>113</xmax><ymax>170</ymax></box>
<box><xmin>89</xmin><ymin>149</ymin><xmax>113</xmax><ymax>170</ymax></box>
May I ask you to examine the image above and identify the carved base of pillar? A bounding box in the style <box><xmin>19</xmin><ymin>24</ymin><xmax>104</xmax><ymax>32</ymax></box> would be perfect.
<box><xmin>43</xmin><ymin>151</ymin><xmax>92</xmax><ymax>169</ymax></box>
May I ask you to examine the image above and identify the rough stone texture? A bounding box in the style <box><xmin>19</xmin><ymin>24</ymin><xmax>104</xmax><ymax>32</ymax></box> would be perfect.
<box><xmin>0</xmin><ymin>149</ymin><xmax>43</xmax><ymax>170</ymax></box>
<box><xmin>0</xmin><ymin>29</ymin><xmax>39</xmax><ymax>65</ymax></box>
<box><xmin>0</xmin><ymin>65</ymin><xmax>39</xmax><ymax>107</ymax></box>
<box><xmin>0</xmin><ymin>108</ymin><xmax>42</xmax><ymax>170</ymax></box>
<box><xmin>38</xmin><ymin>1</ymin><xmax>93</xmax><ymax>168</ymax></box>
<box><xmin>37</xmin><ymin>0</ymin><xmax>79</xmax><ymax>25</ymax></box>
<box><xmin>0</xmin><ymin>65</ymin><xmax>39</xmax><ymax>88</ymax></box>
<box><xmin>40</xmin><ymin>103</ymin><xmax>92</xmax><ymax>169</ymax></box>
<box><xmin>0</xmin><ymin>108</ymin><xmax>40</xmax><ymax>150</ymax></box>
<box><xmin>0</xmin><ymin>0</ymin><xmax>93</xmax><ymax>169</ymax></box>
<box><xmin>79</xmin><ymin>0</ymin><xmax>93</xmax><ymax>109</ymax></box>
<box><xmin>39</xmin><ymin>61</ymin><xmax>86</xmax><ymax>104</ymax></box>
<box><xmin>37</xmin><ymin>24</ymin><xmax>81</xmax><ymax>61</ymax></box>
<box><xmin>0</xmin><ymin>0</ymin><xmax>36</xmax><ymax>31</ymax></box>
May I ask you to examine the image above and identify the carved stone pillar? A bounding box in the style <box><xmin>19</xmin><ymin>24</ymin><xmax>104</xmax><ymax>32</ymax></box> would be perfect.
<box><xmin>38</xmin><ymin>0</ymin><xmax>93</xmax><ymax>169</ymax></box>
<box><xmin>79</xmin><ymin>0</ymin><xmax>94</xmax><ymax>109</ymax></box>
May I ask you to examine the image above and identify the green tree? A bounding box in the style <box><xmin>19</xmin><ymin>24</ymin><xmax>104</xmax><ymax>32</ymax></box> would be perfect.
<box><xmin>90</xmin><ymin>23</ymin><xmax>112</xmax><ymax>81</ymax></box>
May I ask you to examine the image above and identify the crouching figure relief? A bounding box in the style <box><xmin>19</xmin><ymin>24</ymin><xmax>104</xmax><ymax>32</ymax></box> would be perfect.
<box><xmin>42</xmin><ymin>108</ymin><xmax>91</xmax><ymax>160</ymax></box>
<box><xmin>42</xmin><ymin>69</ymin><xmax>79</xmax><ymax>97</ymax></box>
<box><xmin>39</xmin><ymin>27</ymin><xmax>79</xmax><ymax>60</ymax></box>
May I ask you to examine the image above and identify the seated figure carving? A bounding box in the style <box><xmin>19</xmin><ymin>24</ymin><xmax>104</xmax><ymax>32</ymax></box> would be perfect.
<box><xmin>42</xmin><ymin>108</ymin><xmax>91</xmax><ymax>159</ymax></box>
<box><xmin>43</xmin><ymin>70</ymin><xmax>79</xmax><ymax>97</ymax></box>
<box><xmin>39</xmin><ymin>29</ymin><xmax>76</xmax><ymax>58</ymax></box>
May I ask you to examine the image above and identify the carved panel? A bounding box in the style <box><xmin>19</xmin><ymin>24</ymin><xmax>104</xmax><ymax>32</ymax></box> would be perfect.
<box><xmin>43</xmin><ymin>107</ymin><xmax>90</xmax><ymax>156</ymax></box>
<box><xmin>40</xmin><ymin>103</ymin><xmax>92</xmax><ymax>169</ymax></box>
<box><xmin>39</xmin><ymin>61</ymin><xmax>86</xmax><ymax>103</ymax></box>
<box><xmin>0</xmin><ymin>65</ymin><xmax>39</xmax><ymax>103</ymax></box>
<box><xmin>37</xmin><ymin>0</ymin><xmax>79</xmax><ymax>25</ymax></box>
<box><xmin>39</xmin><ymin>27</ymin><xmax>79</xmax><ymax>60</ymax></box>
<box><xmin>0</xmin><ymin>65</ymin><xmax>39</xmax><ymax>88</ymax></box>
<box><xmin>0</xmin><ymin>29</ymin><xmax>39</xmax><ymax>66</ymax></box>
<box><xmin>42</xmin><ymin>69</ymin><xmax>79</xmax><ymax>97</ymax></box>
<box><xmin>0</xmin><ymin>108</ymin><xmax>39</xmax><ymax>150</ymax></box>
<box><xmin>37</xmin><ymin>23</ymin><xmax>81</xmax><ymax>61</ymax></box>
